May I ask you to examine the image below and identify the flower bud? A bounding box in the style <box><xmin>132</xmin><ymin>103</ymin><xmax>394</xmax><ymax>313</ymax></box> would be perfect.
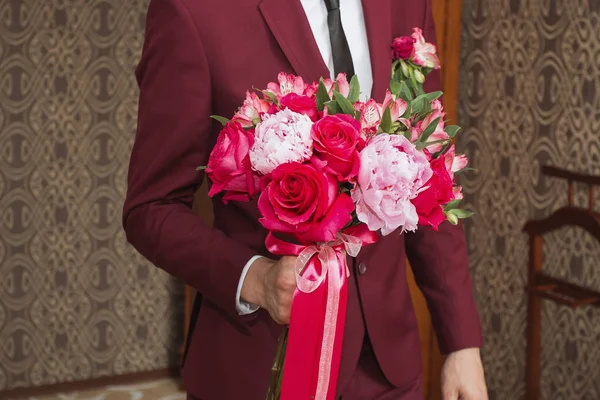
<box><xmin>447</xmin><ymin>211</ymin><xmax>459</xmax><ymax>225</ymax></box>
<box><xmin>414</xmin><ymin>69</ymin><xmax>425</xmax><ymax>84</ymax></box>
<box><xmin>400</xmin><ymin>60</ymin><xmax>411</xmax><ymax>78</ymax></box>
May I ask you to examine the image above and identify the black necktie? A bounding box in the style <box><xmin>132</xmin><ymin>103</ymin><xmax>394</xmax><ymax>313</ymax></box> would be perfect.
<box><xmin>323</xmin><ymin>0</ymin><xmax>355</xmax><ymax>77</ymax></box>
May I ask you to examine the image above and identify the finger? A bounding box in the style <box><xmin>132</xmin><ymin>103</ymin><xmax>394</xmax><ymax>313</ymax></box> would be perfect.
<box><xmin>442</xmin><ymin>390</ymin><xmax>458</xmax><ymax>400</ymax></box>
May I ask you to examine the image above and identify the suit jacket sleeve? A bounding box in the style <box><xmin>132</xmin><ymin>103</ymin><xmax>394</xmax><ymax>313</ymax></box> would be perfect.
<box><xmin>122</xmin><ymin>0</ymin><xmax>257</xmax><ymax>322</ymax></box>
<box><xmin>404</xmin><ymin>0</ymin><xmax>483</xmax><ymax>355</ymax></box>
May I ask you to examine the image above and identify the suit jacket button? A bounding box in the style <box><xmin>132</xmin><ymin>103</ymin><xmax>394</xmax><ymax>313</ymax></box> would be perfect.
<box><xmin>357</xmin><ymin>262</ymin><xmax>367</xmax><ymax>276</ymax></box>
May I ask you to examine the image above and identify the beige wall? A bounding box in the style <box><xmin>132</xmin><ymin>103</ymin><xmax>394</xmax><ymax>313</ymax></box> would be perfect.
<box><xmin>0</xmin><ymin>0</ymin><xmax>183</xmax><ymax>392</ymax></box>
<box><xmin>458</xmin><ymin>1</ymin><xmax>600</xmax><ymax>399</ymax></box>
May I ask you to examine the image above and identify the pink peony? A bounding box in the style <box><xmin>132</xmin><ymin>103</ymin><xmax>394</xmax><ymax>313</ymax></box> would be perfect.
<box><xmin>232</xmin><ymin>91</ymin><xmax>271</xmax><ymax>128</ymax></box>
<box><xmin>382</xmin><ymin>90</ymin><xmax>408</xmax><ymax>122</ymax></box>
<box><xmin>352</xmin><ymin>134</ymin><xmax>432</xmax><ymax>235</ymax></box>
<box><xmin>412</xmin><ymin>27</ymin><xmax>440</xmax><ymax>69</ymax></box>
<box><xmin>392</xmin><ymin>36</ymin><xmax>416</xmax><ymax>60</ymax></box>
<box><xmin>354</xmin><ymin>99</ymin><xmax>381</xmax><ymax>137</ymax></box>
<box><xmin>311</xmin><ymin>114</ymin><xmax>364</xmax><ymax>181</ymax></box>
<box><xmin>206</xmin><ymin>122</ymin><xmax>260</xmax><ymax>203</ymax></box>
<box><xmin>266</xmin><ymin>72</ymin><xmax>306</xmax><ymax>100</ymax></box>
<box><xmin>280</xmin><ymin>93</ymin><xmax>319</xmax><ymax>121</ymax></box>
<box><xmin>249</xmin><ymin>109</ymin><xmax>314</xmax><ymax>175</ymax></box>
<box><xmin>412</xmin><ymin>154</ymin><xmax>455</xmax><ymax>230</ymax></box>
<box><xmin>258</xmin><ymin>161</ymin><xmax>354</xmax><ymax>243</ymax></box>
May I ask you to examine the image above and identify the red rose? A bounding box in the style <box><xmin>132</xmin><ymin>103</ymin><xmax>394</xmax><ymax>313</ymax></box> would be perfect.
<box><xmin>258</xmin><ymin>162</ymin><xmax>354</xmax><ymax>243</ymax></box>
<box><xmin>206</xmin><ymin>122</ymin><xmax>259</xmax><ymax>203</ymax></box>
<box><xmin>280</xmin><ymin>93</ymin><xmax>319</xmax><ymax>122</ymax></box>
<box><xmin>412</xmin><ymin>155</ymin><xmax>454</xmax><ymax>230</ymax></box>
<box><xmin>311</xmin><ymin>114</ymin><xmax>364</xmax><ymax>181</ymax></box>
<box><xmin>392</xmin><ymin>36</ymin><xmax>415</xmax><ymax>60</ymax></box>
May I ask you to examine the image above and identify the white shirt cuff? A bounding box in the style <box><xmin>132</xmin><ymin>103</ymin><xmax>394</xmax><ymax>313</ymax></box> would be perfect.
<box><xmin>236</xmin><ymin>255</ymin><xmax>263</xmax><ymax>315</ymax></box>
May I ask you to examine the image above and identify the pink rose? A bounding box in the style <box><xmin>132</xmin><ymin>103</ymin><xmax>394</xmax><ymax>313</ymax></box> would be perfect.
<box><xmin>311</xmin><ymin>114</ymin><xmax>364</xmax><ymax>181</ymax></box>
<box><xmin>206</xmin><ymin>122</ymin><xmax>260</xmax><ymax>203</ymax></box>
<box><xmin>352</xmin><ymin>134</ymin><xmax>432</xmax><ymax>235</ymax></box>
<box><xmin>412</xmin><ymin>154</ymin><xmax>454</xmax><ymax>230</ymax></box>
<box><xmin>382</xmin><ymin>90</ymin><xmax>408</xmax><ymax>122</ymax></box>
<box><xmin>232</xmin><ymin>91</ymin><xmax>271</xmax><ymax>128</ymax></box>
<box><xmin>354</xmin><ymin>99</ymin><xmax>381</xmax><ymax>137</ymax></box>
<box><xmin>412</xmin><ymin>27</ymin><xmax>440</xmax><ymax>69</ymax></box>
<box><xmin>258</xmin><ymin>162</ymin><xmax>354</xmax><ymax>243</ymax></box>
<box><xmin>280</xmin><ymin>93</ymin><xmax>319</xmax><ymax>121</ymax></box>
<box><xmin>392</xmin><ymin>36</ymin><xmax>415</xmax><ymax>60</ymax></box>
<box><xmin>266</xmin><ymin>72</ymin><xmax>306</xmax><ymax>100</ymax></box>
<box><xmin>249</xmin><ymin>109</ymin><xmax>314</xmax><ymax>175</ymax></box>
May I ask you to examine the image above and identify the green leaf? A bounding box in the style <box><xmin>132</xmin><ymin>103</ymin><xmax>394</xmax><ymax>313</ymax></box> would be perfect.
<box><xmin>443</xmin><ymin>199</ymin><xmax>462</xmax><ymax>211</ymax></box>
<box><xmin>411</xmin><ymin>97</ymin><xmax>426</xmax><ymax>114</ymax></box>
<box><xmin>454</xmin><ymin>167</ymin><xmax>476</xmax><ymax>176</ymax></box>
<box><xmin>393</xmin><ymin>67</ymin><xmax>405</xmax><ymax>83</ymax></box>
<box><xmin>325</xmin><ymin>100</ymin><xmax>341</xmax><ymax>115</ymax></box>
<box><xmin>445</xmin><ymin>125</ymin><xmax>461</xmax><ymax>138</ymax></box>
<box><xmin>420</xmin><ymin>99</ymin><xmax>432</xmax><ymax>115</ymax></box>
<box><xmin>448</xmin><ymin>208</ymin><xmax>474</xmax><ymax>219</ymax></box>
<box><xmin>380</xmin><ymin>106</ymin><xmax>392</xmax><ymax>133</ymax></box>
<box><xmin>390</xmin><ymin>59</ymin><xmax>400</xmax><ymax>79</ymax></box>
<box><xmin>262</xmin><ymin>90</ymin><xmax>277</xmax><ymax>104</ymax></box>
<box><xmin>425</xmin><ymin>91</ymin><xmax>444</xmax><ymax>102</ymax></box>
<box><xmin>399</xmin><ymin>81</ymin><xmax>414</xmax><ymax>101</ymax></box>
<box><xmin>416</xmin><ymin>138</ymin><xmax>449</xmax><ymax>150</ymax></box>
<box><xmin>210</xmin><ymin>115</ymin><xmax>230</xmax><ymax>126</ymax></box>
<box><xmin>196</xmin><ymin>165</ymin><xmax>207</xmax><ymax>171</ymax></box>
<box><xmin>333</xmin><ymin>90</ymin><xmax>356</xmax><ymax>115</ymax></box>
<box><xmin>316</xmin><ymin>79</ymin><xmax>331</xmax><ymax>112</ymax></box>
<box><xmin>348</xmin><ymin>75</ymin><xmax>361</xmax><ymax>103</ymax></box>
<box><xmin>419</xmin><ymin>117</ymin><xmax>441</xmax><ymax>142</ymax></box>
<box><xmin>432</xmin><ymin>141</ymin><xmax>453</xmax><ymax>158</ymax></box>
<box><xmin>400</xmin><ymin>102</ymin><xmax>412</xmax><ymax>119</ymax></box>
<box><xmin>390</xmin><ymin>81</ymin><xmax>402</xmax><ymax>96</ymax></box>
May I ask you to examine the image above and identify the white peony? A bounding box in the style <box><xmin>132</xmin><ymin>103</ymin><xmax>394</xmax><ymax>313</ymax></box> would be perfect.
<box><xmin>249</xmin><ymin>109</ymin><xmax>314</xmax><ymax>175</ymax></box>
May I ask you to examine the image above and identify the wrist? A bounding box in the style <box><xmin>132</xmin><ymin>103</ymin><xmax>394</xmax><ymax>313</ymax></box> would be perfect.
<box><xmin>240</xmin><ymin>257</ymin><xmax>274</xmax><ymax>308</ymax></box>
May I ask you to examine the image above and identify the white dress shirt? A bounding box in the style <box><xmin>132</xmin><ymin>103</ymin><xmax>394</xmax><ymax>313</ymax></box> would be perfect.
<box><xmin>236</xmin><ymin>0</ymin><xmax>373</xmax><ymax>315</ymax></box>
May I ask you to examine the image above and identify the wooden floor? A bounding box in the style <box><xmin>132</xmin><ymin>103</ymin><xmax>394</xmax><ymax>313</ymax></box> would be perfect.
<box><xmin>9</xmin><ymin>378</ymin><xmax>185</xmax><ymax>400</ymax></box>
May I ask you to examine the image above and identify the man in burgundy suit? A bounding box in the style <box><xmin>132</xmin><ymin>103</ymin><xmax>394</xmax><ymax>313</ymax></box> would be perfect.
<box><xmin>123</xmin><ymin>0</ymin><xmax>487</xmax><ymax>399</ymax></box>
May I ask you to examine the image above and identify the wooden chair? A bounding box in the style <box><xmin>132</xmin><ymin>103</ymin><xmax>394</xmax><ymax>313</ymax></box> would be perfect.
<box><xmin>523</xmin><ymin>166</ymin><xmax>600</xmax><ymax>400</ymax></box>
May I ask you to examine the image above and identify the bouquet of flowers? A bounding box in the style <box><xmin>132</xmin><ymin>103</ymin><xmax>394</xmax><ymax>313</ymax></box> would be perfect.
<box><xmin>200</xmin><ymin>28</ymin><xmax>471</xmax><ymax>400</ymax></box>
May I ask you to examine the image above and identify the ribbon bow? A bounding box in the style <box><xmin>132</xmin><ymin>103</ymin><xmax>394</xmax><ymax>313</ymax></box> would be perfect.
<box><xmin>266</xmin><ymin>226</ymin><xmax>378</xmax><ymax>400</ymax></box>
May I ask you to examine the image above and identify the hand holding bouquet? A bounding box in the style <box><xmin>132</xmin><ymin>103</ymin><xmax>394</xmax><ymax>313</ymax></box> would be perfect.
<box><xmin>200</xmin><ymin>28</ymin><xmax>471</xmax><ymax>400</ymax></box>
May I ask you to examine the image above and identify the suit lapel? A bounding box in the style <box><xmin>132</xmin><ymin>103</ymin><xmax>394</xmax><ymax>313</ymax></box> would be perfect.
<box><xmin>361</xmin><ymin>0</ymin><xmax>392</xmax><ymax>101</ymax></box>
<box><xmin>259</xmin><ymin>0</ymin><xmax>330</xmax><ymax>82</ymax></box>
<box><xmin>259</xmin><ymin>0</ymin><xmax>391</xmax><ymax>101</ymax></box>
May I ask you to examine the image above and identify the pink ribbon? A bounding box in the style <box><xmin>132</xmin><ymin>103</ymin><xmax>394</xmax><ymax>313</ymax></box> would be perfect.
<box><xmin>266</xmin><ymin>225</ymin><xmax>378</xmax><ymax>400</ymax></box>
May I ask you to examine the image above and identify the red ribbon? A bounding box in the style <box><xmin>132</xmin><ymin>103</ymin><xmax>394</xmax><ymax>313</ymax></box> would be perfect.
<box><xmin>266</xmin><ymin>225</ymin><xmax>378</xmax><ymax>400</ymax></box>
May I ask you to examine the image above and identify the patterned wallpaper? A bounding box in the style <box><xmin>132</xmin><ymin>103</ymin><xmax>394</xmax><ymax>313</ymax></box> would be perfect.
<box><xmin>2</xmin><ymin>0</ymin><xmax>600</xmax><ymax>397</ymax></box>
<box><xmin>458</xmin><ymin>0</ymin><xmax>600</xmax><ymax>399</ymax></box>
<box><xmin>0</xmin><ymin>0</ymin><xmax>183</xmax><ymax>392</ymax></box>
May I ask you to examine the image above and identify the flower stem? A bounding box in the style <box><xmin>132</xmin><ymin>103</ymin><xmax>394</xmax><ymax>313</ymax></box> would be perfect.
<box><xmin>266</xmin><ymin>325</ymin><xmax>289</xmax><ymax>400</ymax></box>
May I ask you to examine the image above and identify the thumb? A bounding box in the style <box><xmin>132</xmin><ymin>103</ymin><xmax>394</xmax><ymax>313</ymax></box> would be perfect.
<box><xmin>442</xmin><ymin>389</ymin><xmax>459</xmax><ymax>400</ymax></box>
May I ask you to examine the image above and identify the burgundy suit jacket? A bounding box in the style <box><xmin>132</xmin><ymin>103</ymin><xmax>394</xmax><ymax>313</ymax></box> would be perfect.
<box><xmin>123</xmin><ymin>0</ymin><xmax>483</xmax><ymax>399</ymax></box>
